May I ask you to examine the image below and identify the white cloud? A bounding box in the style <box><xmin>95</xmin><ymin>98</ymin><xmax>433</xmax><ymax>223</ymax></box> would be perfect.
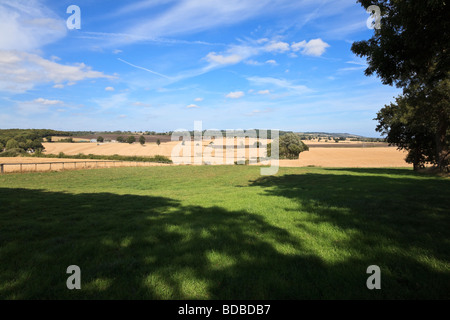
<box><xmin>206</xmin><ymin>52</ymin><xmax>243</xmax><ymax>65</ymax></box>
<box><xmin>257</xmin><ymin>90</ymin><xmax>270</xmax><ymax>95</ymax></box>
<box><xmin>203</xmin><ymin>36</ymin><xmax>327</xmax><ymax>71</ymax></box>
<box><xmin>226</xmin><ymin>91</ymin><xmax>245</xmax><ymax>99</ymax></box>
<box><xmin>292</xmin><ymin>38</ymin><xmax>330</xmax><ymax>56</ymax></box>
<box><xmin>113</xmin><ymin>49</ymin><xmax>123</xmax><ymax>54</ymax></box>
<box><xmin>0</xmin><ymin>50</ymin><xmax>114</xmax><ymax>93</ymax></box>
<box><xmin>105</xmin><ymin>86</ymin><xmax>115</xmax><ymax>91</ymax></box>
<box><xmin>53</xmin><ymin>84</ymin><xmax>64</xmax><ymax>89</ymax></box>
<box><xmin>194</xmin><ymin>97</ymin><xmax>204</xmax><ymax>102</ymax></box>
<box><xmin>34</xmin><ymin>98</ymin><xmax>63</xmax><ymax>105</ymax></box>
<box><xmin>187</xmin><ymin>104</ymin><xmax>200</xmax><ymax>108</ymax></box>
<box><xmin>264</xmin><ymin>41</ymin><xmax>290</xmax><ymax>53</ymax></box>
<box><xmin>0</xmin><ymin>0</ymin><xmax>67</xmax><ymax>51</ymax></box>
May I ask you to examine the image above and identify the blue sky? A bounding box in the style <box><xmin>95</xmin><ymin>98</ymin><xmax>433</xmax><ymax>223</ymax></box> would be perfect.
<box><xmin>0</xmin><ymin>0</ymin><xmax>401</xmax><ymax>137</ymax></box>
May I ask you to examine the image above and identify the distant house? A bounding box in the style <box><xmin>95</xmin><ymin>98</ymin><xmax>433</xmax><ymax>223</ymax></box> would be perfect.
<box><xmin>90</xmin><ymin>139</ymin><xmax>97</xmax><ymax>143</ymax></box>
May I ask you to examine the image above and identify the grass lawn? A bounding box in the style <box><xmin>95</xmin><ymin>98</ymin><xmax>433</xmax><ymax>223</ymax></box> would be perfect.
<box><xmin>0</xmin><ymin>166</ymin><xmax>449</xmax><ymax>299</ymax></box>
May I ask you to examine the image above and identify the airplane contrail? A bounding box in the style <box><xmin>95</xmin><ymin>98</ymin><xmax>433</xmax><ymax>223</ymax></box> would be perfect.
<box><xmin>117</xmin><ymin>58</ymin><xmax>172</xmax><ymax>79</ymax></box>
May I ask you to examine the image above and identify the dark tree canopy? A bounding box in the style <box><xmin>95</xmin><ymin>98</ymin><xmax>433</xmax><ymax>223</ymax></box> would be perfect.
<box><xmin>351</xmin><ymin>0</ymin><xmax>450</xmax><ymax>87</ymax></box>
<box><xmin>268</xmin><ymin>133</ymin><xmax>309</xmax><ymax>160</ymax></box>
<box><xmin>352</xmin><ymin>0</ymin><xmax>450</xmax><ymax>171</ymax></box>
<box><xmin>127</xmin><ymin>136</ymin><xmax>136</xmax><ymax>144</ymax></box>
<box><xmin>375</xmin><ymin>80</ymin><xmax>450</xmax><ymax>169</ymax></box>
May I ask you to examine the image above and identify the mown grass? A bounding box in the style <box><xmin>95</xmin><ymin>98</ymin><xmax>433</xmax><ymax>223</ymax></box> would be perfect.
<box><xmin>0</xmin><ymin>166</ymin><xmax>448</xmax><ymax>299</ymax></box>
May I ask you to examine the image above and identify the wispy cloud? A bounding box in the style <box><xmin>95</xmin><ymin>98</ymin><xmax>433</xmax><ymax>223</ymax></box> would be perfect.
<box><xmin>133</xmin><ymin>101</ymin><xmax>152</xmax><ymax>107</ymax></box>
<box><xmin>14</xmin><ymin>97</ymin><xmax>66</xmax><ymax>115</ymax></box>
<box><xmin>33</xmin><ymin>98</ymin><xmax>63</xmax><ymax>105</ymax></box>
<box><xmin>92</xmin><ymin>93</ymin><xmax>129</xmax><ymax>111</ymax></box>
<box><xmin>117</xmin><ymin>58</ymin><xmax>171</xmax><ymax>79</ymax></box>
<box><xmin>247</xmin><ymin>76</ymin><xmax>312</xmax><ymax>95</ymax></box>
<box><xmin>0</xmin><ymin>0</ymin><xmax>66</xmax><ymax>51</ymax></box>
<box><xmin>125</xmin><ymin>0</ymin><xmax>274</xmax><ymax>39</ymax></box>
<box><xmin>245</xmin><ymin>107</ymin><xmax>273</xmax><ymax>117</ymax></box>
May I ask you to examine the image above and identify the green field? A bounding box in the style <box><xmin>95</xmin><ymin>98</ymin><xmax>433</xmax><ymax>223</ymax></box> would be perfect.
<box><xmin>0</xmin><ymin>166</ymin><xmax>449</xmax><ymax>299</ymax></box>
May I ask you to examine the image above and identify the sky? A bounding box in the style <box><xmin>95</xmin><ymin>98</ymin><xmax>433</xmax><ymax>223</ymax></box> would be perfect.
<box><xmin>0</xmin><ymin>0</ymin><xmax>402</xmax><ymax>137</ymax></box>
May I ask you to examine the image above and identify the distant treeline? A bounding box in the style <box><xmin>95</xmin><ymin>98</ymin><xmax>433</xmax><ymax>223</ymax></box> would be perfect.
<box><xmin>70</xmin><ymin>130</ymin><xmax>172</xmax><ymax>136</ymax></box>
<box><xmin>0</xmin><ymin>129</ymin><xmax>71</xmax><ymax>156</ymax></box>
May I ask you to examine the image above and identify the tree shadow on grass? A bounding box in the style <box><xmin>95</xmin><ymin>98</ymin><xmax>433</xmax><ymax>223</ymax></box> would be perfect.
<box><xmin>0</xmin><ymin>188</ymin><xmax>345</xmax><ymax>299</ymax></box>
<box><xmin>248</xmin><ymin>169</ymin><xmax>450</xmax><ymax>299</ymax></box>
<box><xmin>0</xmin><ymin>172</ymin><xmax>448</xmax><ymax>299</ymax></box>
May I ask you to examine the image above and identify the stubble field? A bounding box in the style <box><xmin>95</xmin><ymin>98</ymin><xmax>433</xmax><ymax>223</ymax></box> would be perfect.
<box><xmin>40</xmin><ymin>141</ymin><xmax>410</xmax><ymax>168</ymax></box>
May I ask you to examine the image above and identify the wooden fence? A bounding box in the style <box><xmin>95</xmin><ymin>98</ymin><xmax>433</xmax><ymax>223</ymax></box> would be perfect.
<box><xmin>0</xmin><ymin>160</ymin><xmax>169</xmax><ymax>174</ymax></box>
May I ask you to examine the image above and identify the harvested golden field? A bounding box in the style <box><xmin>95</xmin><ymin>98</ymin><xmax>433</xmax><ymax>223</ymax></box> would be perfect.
<box><xmin>278</xmin><ymin>147</ymin><xmax>409</xmax><ymax>168</ymax></box>
<box><xmin>38</xmin><ymin>141</ymin><xmax>411</xmax><ymax>168</ymax></box>
<box><xmin>42</xmin><ymin>138</ymin><xmax>268</xmax><ymax>162</ymax></box>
